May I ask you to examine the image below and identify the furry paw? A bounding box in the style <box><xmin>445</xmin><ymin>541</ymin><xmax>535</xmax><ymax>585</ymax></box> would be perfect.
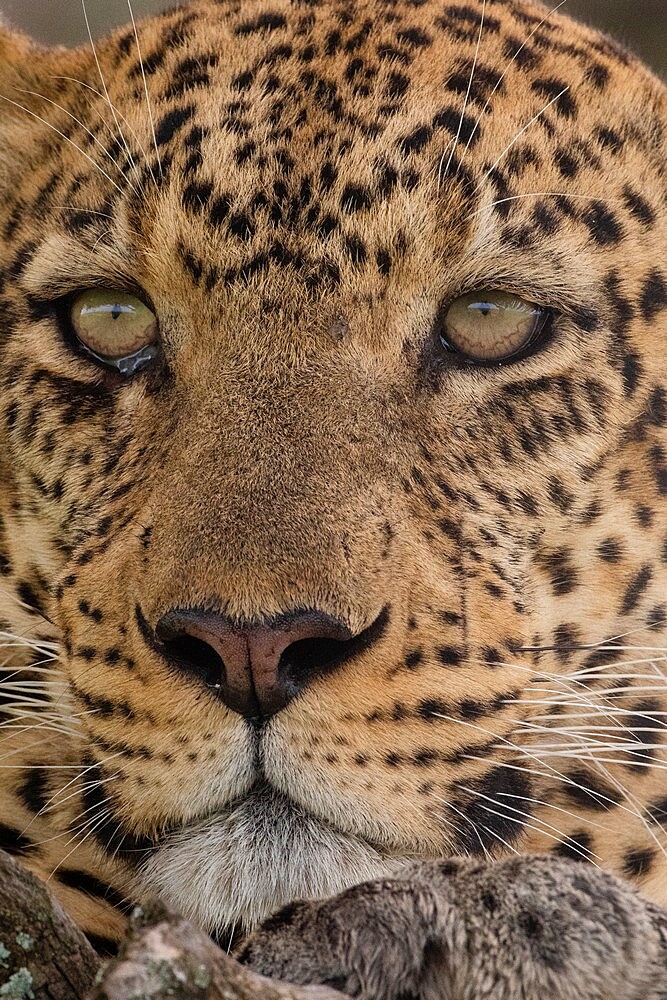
<box><xmin>239</xmin><ymin>856</ymin><xmax>667</xmax><ymax>999</ymax></box>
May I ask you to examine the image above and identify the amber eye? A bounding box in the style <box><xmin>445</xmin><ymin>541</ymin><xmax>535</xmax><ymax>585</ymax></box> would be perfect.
<box><xmin>440</xmin><ymin>289</ymin><xmax>550</xmax><ymax>364</ymax></box>
<box><xmin>69</xmin><ymin>289</ymin><xmax>159</xmax><ymax>375</ymax></box>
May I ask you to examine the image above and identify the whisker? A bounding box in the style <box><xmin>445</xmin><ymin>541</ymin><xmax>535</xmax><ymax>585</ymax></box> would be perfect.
<box><xmin>27</xmin><ymin>752</ymin><xmax>125</xmax><ymax>825</ymax></box>
<box><xmin>437</xmin><ymin>0</ymin><xmax>487</xmax><ymax>189</ymax></box>
<box><xmin>497</xmin><ymin>791</ymin><xmax>609</xmax><ymax>832</ymax></box>
<box><xmin>455</xmin><ymin>793</ymin><xmax>601</xmax><ymax>865</ymax></box>
<box><xmin>459</xmin><ymin>0</ymin><xmax>569</xmax><ymax>162</ymax></box>
<box><xmin>455</xmin><ymin>783</ymin><xmax>603</xmax><ymax>861</ymax></box>
<box><xmin>51</xmin><ymin>75</ymin><xmax>156</xmax><ymax>187</ymax></box>
<box><xmin>80</xmin><ymin>0</ymin><xmax>139</xmax><ymax>183</ymax></box>
<box><xmin>442</xmin><ymin>797</ymin><xmax>494</xmax><ymax>861</ymax></box>
<box><xmin>0</xmin><ymin>94</ymin><xmax>126</xmax><ymax>196</ymax></box>
<box><xmin>14</xmin><ymin>88</ymin><xmax>139</xmax><ymax>197</ymax></box>
<box><xmin>50</xmin><ymin>807</ymin><xmax>116</xmax><ymax>875</ymax></box>
<box><xmin>126</xmin><ymin>0</ymin><xmax>162</xmax><ymax>177</ymax></box>
<box><xmin>474</xmin><ymin>86</ymin><xmax>570</xmax><ymax>194</ymax></box>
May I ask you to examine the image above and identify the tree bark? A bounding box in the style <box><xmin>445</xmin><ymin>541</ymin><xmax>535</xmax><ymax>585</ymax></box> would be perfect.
<box><xmin>0</xmin><ymin>851</ymin><xmax>347</xmax><ymax>1000</ymax></box>
<box><xmin>0</xmin><ymin>849</ymin><xmax>99</xmax><ymax>1000</ymax></box>
<box><xmin>90</xmin><ymin>900</ymin><xmax>349</xmax><ymax>1000</ymax></box>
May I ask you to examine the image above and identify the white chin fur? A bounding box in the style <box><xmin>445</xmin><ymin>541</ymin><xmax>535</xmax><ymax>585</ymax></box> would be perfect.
<box><xmin>138</xmin><ymin>784</ymin><xmax>406</xmax><ymax>936</ymax></box>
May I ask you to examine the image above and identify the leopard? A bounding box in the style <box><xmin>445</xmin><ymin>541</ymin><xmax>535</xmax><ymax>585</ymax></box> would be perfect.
<box><xmin>0</xmin><ymin>0</ymin><xmax>666</xmax><ymax>995</ymax></box>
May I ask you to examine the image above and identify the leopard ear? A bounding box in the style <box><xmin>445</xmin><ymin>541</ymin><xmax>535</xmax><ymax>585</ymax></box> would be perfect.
<box><xmin>0</xmin><ymin>15</ymin><xmax>40</xmax><ymax>88</ymax></box>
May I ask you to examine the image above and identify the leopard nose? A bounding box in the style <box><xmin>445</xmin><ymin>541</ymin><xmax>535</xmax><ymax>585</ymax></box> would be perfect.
<box><xmin>154</xmin><ymin>607</ymin><xmax>378</xmax><ymax>720</ymax></box>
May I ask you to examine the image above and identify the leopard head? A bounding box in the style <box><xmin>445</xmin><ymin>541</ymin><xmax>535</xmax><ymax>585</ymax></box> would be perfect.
<box><xmin>0</xmin><ymin>0</ymin><xmax>666</xmax><ymax>937</ymax></box>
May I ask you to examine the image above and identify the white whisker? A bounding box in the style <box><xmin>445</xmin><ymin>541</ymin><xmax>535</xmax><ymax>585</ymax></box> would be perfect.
<box><xmin>475</xmin><ymin>86</ymin><xmax>570</xmax><ymax>194</ymax></box>
<box><xmin>126</xmin><ymin>0</ymin><xmax>162</xmax><ymax>177</ymax></box>
<box><xmin>0</xmin><ymin>94</ymin><xmax>126</xmax><ymax>196</ymax></box>
<box><xmin>80</xmin><ymin>0</ymin><xmax>139</xmax><ymax>183</ymax></box>
<box><xmin>437</xmin><ymin>0</ymin><xmax>486</xmax><ymax>189</ymax></box>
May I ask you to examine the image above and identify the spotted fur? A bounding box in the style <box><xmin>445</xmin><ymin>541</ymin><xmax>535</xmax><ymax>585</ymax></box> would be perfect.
<box><xmin>0</xmin><ymin>0</ymin><xmax>666</xmax><ymax>967</ymax></box>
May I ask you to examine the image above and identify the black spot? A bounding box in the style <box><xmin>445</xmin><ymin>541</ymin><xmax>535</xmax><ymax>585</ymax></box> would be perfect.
<box><xmin>232</xmin><ymin>70</ymin><xmax>254</xmax><ymax>90</ymax></box>
<box><xmin>155</xmin><ymin>105</ymin><xmax>196</xmax><ymax>146</ymax></box>
<box><xmin>376</xmin><ymin>248</ymin><xmax>392</xmax><ymax>276</ymax></box>
<box><xmin>553</xmin><ymin>830</ymin><xmax>593</xmax><ymax>863</ymax></box>
<box><xmin>585</xmin><ymin>62</ymin><xmax>610</xmax><ymax>90</ymax></box>
<box><xmin>640</xmin><ymin>270</ymin><xmax>667</xmax><ymax>322</ymax></box>
<box><xmin>597</xmin><ymin>537</ymin><xmax>622</xmax><ymax>563</ymax></box>
<box><xmin>452</xmin><ymin>764</ymin><xmax>531</xmax><ymax>855</ymax></box>
<box><xmin>235</xmin><ymin>140</ymin><xmax>257</xmax><ymax>166</ymax></box>
<box><xmin>405</xmin><ymin>650</ymin><xmax>424</xmax><ymax>669</ymax></box>
<box><xmin>538</xmin><ymin>548</ymin><xmax>579</xmax><ymax>597</ymax></box>
<box><xmin>437</xmin><ymin>645</ymin><xmax>463</xmax><ymax>667</ymax></box>
<box><xmin>459</xmin><ymin>699</ymin><xmax>485</xmax><ymax>720</ymax></box>
<box><xmin>398</xmin><ymin>125</ymin><xmax>433</xmax><ymax>156</ymax></box>
<box><xmin>210</xmin><ymin>194</ymin><xmax>232</xmax><ymax>227</ymax></box>
<box><xmin>229</xmin><ymin>212</ymin><xmax>255</xmax><ymax>240</ymax></box>
<box><xmin>554</xmin><ymin>148</ymin><xmax>578</xmax><ymax>178</ymax></box>
<box><xmin>531</xmin><ymin>78</ymin><xmax>576</xmax><ymax>118</ymax></box>
<box><xmin>0</xmin><ymin>822</ymin><xmax>33</xmax><ymax>855</ymax></box>
<box><xmin>563</xmin><ymin>769</ymin><xmax>622</xmax><ymax>811</ymax></box>
<box><xmin>623</xmin><ymin>186</ymin><xmax>655</xmax><ymax>228</ymax></box>
<box><xmin>58</xmin><ymin>869</ymin><xmax>129</xmax><ymax>911</ymax></box>
<box><xmin>340</xmin><ymin>184</ymin><xmax>372</xmax><ymax>213</ymax></box>
<box><xmin>18</xmin><ymin>767</ymin><xmax>49</xmax><ymax>813</ymax></box>
<box><xmin>437</xmin><ymin>5</ymin><xmax>500</xmax><ymax>37</ymax></box>
<box><xmin>418</xmin><ymin>698</ymin><xmax>449</xmax><ymax>721</ymax></box>
<box><xmin>582</xmin><ymin>202</ymin><xmax>623</xmax><ymax>246</ymax></box>
<box><xmin>648</xmin><ymin>386</ymin><xmax>667</xmax><ymax>426</ymax></box>
<box><xmin>182</xmin><ymin>180</ymin><xmax>213</xmax><ymax>213</ymax></box>
<box><xmin>595</xmin><ymin>126</ymin><xmax>624</xmax><ymax>153</ymax></box>
<box><xmin>623</xmin><ymin>848</ymin><xmax>654</xmax><ymax>878</ymax></box>
<box><xmin>396</xmin><ymin>27</ymin><xmax>431</xmax><ymax>47</ymax></box>
<box><xmin>620</xmin><ymin>564</ymin><xmax>653</xmax><ymax>615</ymax></box>
<box><xmin>432</xmin><ymin>106</ymin><xmax>478</xmax><ymax>146</ymax></box>
<box><xmin>503</xmin><ymin>35</ymin><xmax>540</xmax><ymax>70</ymax></box>
<box><xmin>17</xmin><ymin>580</ymin><xmax>45</xmax><ymax>616</ymax></box>
<box><xmin>385</xmin><ymin>71</ymin><xmax>409</xmax><ymax>99</ymax></box>
<box><xmin>236</xmin><ymin>12</ymin><xmax>287</xmax><ymax>35</ymax></box>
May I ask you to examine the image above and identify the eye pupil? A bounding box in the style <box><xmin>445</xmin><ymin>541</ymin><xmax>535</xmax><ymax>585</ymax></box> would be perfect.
<box><xmin>111</xmin><ymin>304</ymin><xmax>123</xmax><ymax>321</ymax></box>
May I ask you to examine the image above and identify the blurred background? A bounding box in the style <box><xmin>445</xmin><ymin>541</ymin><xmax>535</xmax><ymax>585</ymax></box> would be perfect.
<box><xmin>4</xmin><ymin>1</ymin><xmax>666</xmax><ymax>77</ymax></box>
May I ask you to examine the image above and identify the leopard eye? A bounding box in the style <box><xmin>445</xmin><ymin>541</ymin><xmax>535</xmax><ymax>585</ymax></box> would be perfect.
<box><xmin>440</xmin><ymin>289</ymin><xmax>550</xmax><ymax>364</ymax></box>
<box><xmin>69</xmin><ymin>289</ymin><xmax>159</xmax><ymax>375</ymax></box>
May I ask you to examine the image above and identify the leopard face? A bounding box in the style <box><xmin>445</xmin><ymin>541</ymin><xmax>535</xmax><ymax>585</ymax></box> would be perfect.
<box><xmin>0</xmin><ymin>0</ymin><xmax>666</xmax><ymax>948</ymax></box>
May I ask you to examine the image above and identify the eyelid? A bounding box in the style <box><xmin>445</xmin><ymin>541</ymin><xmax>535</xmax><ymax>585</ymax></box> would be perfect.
<box><xmin>29</xmin><ymin>283</ymin><xmax>157</xmax><ymax>326</ymax></box>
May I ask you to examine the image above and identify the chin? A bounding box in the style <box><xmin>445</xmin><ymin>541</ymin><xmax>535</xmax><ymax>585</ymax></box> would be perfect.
<box><xmin>137</xmin><ymin>784</ymin><xmax>410</xmax><ymax>937</ymax></box>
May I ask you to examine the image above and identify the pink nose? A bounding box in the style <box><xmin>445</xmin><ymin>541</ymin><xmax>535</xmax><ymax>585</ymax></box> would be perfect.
<box><xmin>155</xmin><ymin>608</ymin><xmax>358</xmax><ymax>719</ymax></box>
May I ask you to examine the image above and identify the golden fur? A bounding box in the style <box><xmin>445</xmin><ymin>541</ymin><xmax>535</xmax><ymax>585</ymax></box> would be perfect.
<box><xmin>0</xmin><ymin>0</ymin><xmax>665</xmax><ymax>955</ymax></box>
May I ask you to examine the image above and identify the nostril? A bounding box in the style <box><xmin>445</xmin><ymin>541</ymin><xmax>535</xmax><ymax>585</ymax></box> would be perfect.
<box><xmin>278</xmin><ymin>606</ymin><xmax>391</xmax><ymax>686</ymax></box>
<box><xmin>160</xmin><ymin>632</ymin><xmax>224</xmax><ymax>688</ymax></box>
<box><xmin>279</xmin><ymin>635</ymin><xmax>353</xmax><ymax>679</ymax></box>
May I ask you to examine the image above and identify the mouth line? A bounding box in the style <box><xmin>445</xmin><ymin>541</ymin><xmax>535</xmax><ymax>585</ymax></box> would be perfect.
<box><xmin>191</xmin><ymin>778</ymin><xmax>391</xmax><ymax>854</ymax></box>
<box><xmin>104</xmin><ymin>777</ymin><xmax>384</xmax><ymax>868</ymax></box>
